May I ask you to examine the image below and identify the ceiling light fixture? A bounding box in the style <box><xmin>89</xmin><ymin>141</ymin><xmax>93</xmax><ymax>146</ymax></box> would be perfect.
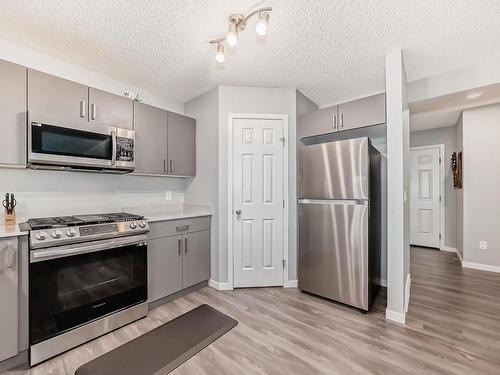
<box><xmin>215</xmin><ymin>43</ymin><xmax>225</xmax><ymax>64</ymax></box>
<box><xmin>210</xmin><ymin>7</ymin><xmax>272</xmax><ymax>64</ymax></box>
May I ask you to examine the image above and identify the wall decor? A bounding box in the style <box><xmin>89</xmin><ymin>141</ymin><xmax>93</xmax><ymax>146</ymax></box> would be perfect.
<box><xmin>451</xmin><ymin>151</ymin><xmax>463</xmax><ymax>189</ymax></box>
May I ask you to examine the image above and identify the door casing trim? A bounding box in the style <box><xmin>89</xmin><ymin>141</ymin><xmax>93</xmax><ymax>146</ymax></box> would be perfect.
<box><xmin>227</xmin><ymin>113</ymin><xmax>289</xmax><ymax>289</ymax></box>
<box><xmin>409</xmin><ymin>144</ymin><xmax>445</xmax><ymax>249</ymax></box>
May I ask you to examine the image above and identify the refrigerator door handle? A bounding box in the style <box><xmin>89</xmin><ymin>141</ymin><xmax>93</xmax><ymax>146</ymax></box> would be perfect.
<box><xmin>298</xmin><ymin>198</ymin><xmax>367</xmax><ymax>206</ymax></box>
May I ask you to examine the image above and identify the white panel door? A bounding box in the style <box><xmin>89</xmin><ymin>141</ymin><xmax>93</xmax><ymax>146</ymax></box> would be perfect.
<box><xmin>410</xmin><ymin>147</ymin><xmax>441</xmax><ymax>248</ymax></box>
<box><xmin>233</xmin><ymin>118</ymin><xmax>284</xmax><ymax>287</ymax></box>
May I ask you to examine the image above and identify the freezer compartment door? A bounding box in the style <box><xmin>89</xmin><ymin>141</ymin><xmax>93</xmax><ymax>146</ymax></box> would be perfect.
<box><xmin>298</xmin><ymin>137</ymin><xmax>369</xmax><ymax>200</ymax></box>
<box><xmin>298</xmin><ymin>199</ymin><xmax>369</xmax><ymax>310</ymax></box>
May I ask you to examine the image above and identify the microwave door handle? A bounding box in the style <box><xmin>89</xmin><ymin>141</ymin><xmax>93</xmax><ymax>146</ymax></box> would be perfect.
<box><xmin>111</xmin><ymin>130</ymin><xmax>117</xmax><ymax>166</ymax></box>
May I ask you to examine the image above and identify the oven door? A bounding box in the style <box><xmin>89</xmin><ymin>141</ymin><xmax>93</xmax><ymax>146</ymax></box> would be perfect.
<box><xmin>29</xmin><ymin>235</ymin><xmax>147</xmax><ymax>346</ymax></box>
<box><xmin>28</xmin><ymin>119</ymin><xmax>115</xmax><ymax>169</ymax></box>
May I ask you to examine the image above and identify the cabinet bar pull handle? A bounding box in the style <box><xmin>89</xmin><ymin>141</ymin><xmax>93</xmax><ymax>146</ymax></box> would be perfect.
<box><xmin>91</xmin><ymin>103</ymin><xmax>97</xmax><ymax>120</ymax></box>
<box><xmin>178</xmin><ymin>239</ymin><xmax>181</xmax><ymax>256</ymax></box>
<box><xmin>163</xmin><ymin>158</ymin><xmax>166</xmax><ymax>173</ymax></box>
<box><xmin>184</xmin><ymin>238</ymin><xmax>188</xmax><ymax>254</ymax></box>
<box><xmin>340</xmin><ymin>113</ymin><xmax>344</xmax><ymax>128</ymax></box>
<box><xmin>80</xmin><ymin>100</ymin><xmax>86</xmax><ymax>118</ymax></box>
<box><xmin>169</xmin><ymin>159</ymin><xmax>173</xmax><ymax>173</ymax></box>
<box><xmin>333</xmin><ymin>114</ymin><xmax>337</xmax><ymax>130</ymax></box>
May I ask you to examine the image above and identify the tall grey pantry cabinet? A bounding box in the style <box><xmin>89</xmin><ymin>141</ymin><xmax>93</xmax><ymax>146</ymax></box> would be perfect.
<box><xmin>0</xmin><ymin>60</ymin><xmax>26</xmax><ymax>166</ymax></box>
<box><xmin>0</xmin><ymin>238</ymin><xmax>19</xmax><ymax>362</ymax></box>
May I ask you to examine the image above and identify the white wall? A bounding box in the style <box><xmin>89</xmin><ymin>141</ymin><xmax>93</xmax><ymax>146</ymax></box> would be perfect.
<box><xmin>385</xmin><ymin>50</ymin><xmax>410</xmax><ymax>324</ymax></box>
<box><xmin>218</xmin><ymin>86</ymin><xmax>298</xmax><ymax>283</ymax></box>
<box><xmin>410</xmin><ymin>126</ymin><xmax>458</xmax><ymax>248</ymax></box>
<box><xmin>184</xmin><ymin>87</ymin><xmax>220</xmax><ymax>281</ymax></box>
<box><xmin>461</xmin><ymin>103</ymin><xmax>500</xmax><ymax>269</ymax></box>
<box><xmin>0</xmin><ymin>168</ymin><xmax>185</xmax><ymax>221</ymax></box>
<box><xmin>0</xmin><ymin>38</ymin><xmax>183</xmax><ymax>113</ymax></box>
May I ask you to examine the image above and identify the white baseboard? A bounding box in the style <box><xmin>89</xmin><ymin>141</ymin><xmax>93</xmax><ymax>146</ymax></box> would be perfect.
<box><xmin>455</xmin><ymin>249</ymin><xmax>463</xmax><ymax>265</ymax></box>
<box><xmin>405</xmin><ymin>274</ymin><xmax>411</xmax><ymax>313</ymax></box>
<box><xmin>385</xmin><ymin>309</ymin><xmax>405</xmax><ymax>324</ymax></box>
<box><xmin>441</xmin><ymin>246</ymin><xmax>458</xmax><ymax>253</ymax></box>
<box><xmin>283</xmin><ymin>279</ymin><xmax>298</xmax><ymax>288</ymax></box>
<box><xmin>208</xmin><ymin>279</ymin><xmax>233</xmax><ymax>291</ymax></box>
<box><xmin>462</xmin><ymin>261</ymin><xmax>500</xmax><ymax>273</ymax></box>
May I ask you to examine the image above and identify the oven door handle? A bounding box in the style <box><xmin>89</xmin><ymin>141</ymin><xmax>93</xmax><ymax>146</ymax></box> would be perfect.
<box><xmin>30</xmin><ymin>234</ymin><xmax>147</xmax><ymax>263</ymax></box>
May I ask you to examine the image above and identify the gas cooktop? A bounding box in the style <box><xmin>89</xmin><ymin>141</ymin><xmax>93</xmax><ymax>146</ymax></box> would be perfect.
<box><xmin>27</xmin><ymin>212</ymin><xmax>144</xmax><ymax>230</ymax></box>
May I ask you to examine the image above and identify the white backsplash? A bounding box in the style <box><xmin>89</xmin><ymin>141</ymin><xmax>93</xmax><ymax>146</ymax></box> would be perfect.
<box><xmin>0</xmin><ymin>168</ymin><xmax>186</xmax><ymax>220</ymax></box>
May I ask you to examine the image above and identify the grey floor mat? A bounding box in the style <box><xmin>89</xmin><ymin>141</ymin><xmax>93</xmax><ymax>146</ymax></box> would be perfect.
<box><xmin>75</xmin><ymin>304</ymin><xmax>238</xmax><ymax>375</ymax></box>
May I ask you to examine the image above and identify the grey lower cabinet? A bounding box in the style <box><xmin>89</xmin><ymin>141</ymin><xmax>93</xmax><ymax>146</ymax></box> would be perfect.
<box><xmin>0</xmin><ymin>59</ymin><xmax>27</xmax><ymax>166</ymax></box>
<box><xmin>0</xmin><ymin>238</ymin><xmax>19</xmax><ymax>362</ymax></box>
<box><xmin>133</xmin><ymin>102</ymin><xmax>168</xmax><ymax>174</ymax></box>
<box><xmin>166</xmin><ymin>111</ymin><xmax>196</xmax><ymax>177</ymax></box>
<box><xmin>147</xmin><ymin>217</ymin><xmax>210</xmax><ymax>303</ymax></box>
<box><xmin>28</xmin><ymin>69</ymin><xmax>89</xmax><ymax>128</ymax></box>
<box><xmin>89</xmin><ymin>87</ymin><xmax>133</xmax><ymax>129</ymax></box>
<box><xmin>298</xmin><ymin>93</ymin><xmax>386</xmax><ymax>139</ymax></box>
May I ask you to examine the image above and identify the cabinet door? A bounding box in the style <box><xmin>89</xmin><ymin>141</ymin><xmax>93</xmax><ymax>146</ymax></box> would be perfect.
<box><xmin>298</xmin><ymin>106</ymin><xmax>338</xmax><ymax>139</ymax></box>
<box><xmin>148</xmin><ymin>236</ymin><xmax>183</xmax><ymax>302</ymax></box>
<box><xmin>338</xmin><ymin>93</ymin><xmax>386</xmax><ymax>131</ymax></box>
<box><xmin>167</xmin><ymin>112</ymin><xmax>196</xmax><ymax>176</ymax></box>
<box><xmin>0</xmin><ymin>60</ymin><xmax>26</xmax><ymax>165</ymax></box>
<box><xmin>133</xmin><ymin>102</ymin><xmax>167</xmax><ymax>174</ymax></box>
<box><xmin>182</xmin><ymin>230</ymin><xmax>210</xmax><ymax>288</ymax></box>
<box><xmin>89</xmin><ymin>88</ymin><xmax>133</xmax><ymax>129</ymax></box>
<box><xmin>0</xmin><ymin>239</ymin><xmax>18</xmax><ymax>361</ymax></box>
<box><xmin>28</xmin><ymin>69</ymin><xmax>89</xmax><ymax>128</ymax></box>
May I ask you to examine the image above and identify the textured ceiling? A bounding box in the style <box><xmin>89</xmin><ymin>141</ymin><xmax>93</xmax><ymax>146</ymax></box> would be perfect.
<box><xmin>1</xmin><ymin>0</ymin><xmax>500</xmax><ymax>107</ymax></box>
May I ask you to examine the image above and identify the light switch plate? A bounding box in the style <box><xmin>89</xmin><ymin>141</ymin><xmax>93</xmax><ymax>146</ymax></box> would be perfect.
<box><xmin>165</xmin><ymin>191</ymin><xmax>172</xmax><ymax>201</ymax></box>
<box><xmin>479</xmin><ymin>241</ymin><xmax>488</xmax><ymax>250</ymax></box>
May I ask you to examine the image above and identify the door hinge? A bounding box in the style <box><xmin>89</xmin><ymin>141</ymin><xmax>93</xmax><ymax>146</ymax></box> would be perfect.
<box><xmin>282</xmin><ymin>259</ymin><xmax>286</xmax><ymax>269</ymax></box>
<box><xmin>439</xmin><ymin>157</ymin><xmax>442</xmax><ymax>164</ymax></box>
<box><xmin>280</xmin><ymin>137</ymin><xmax>285</xmax><ymax>147</ymax></box>
<box><xmin>283</xmin><ymin>199</ymin><xmax>285</xmax><ymax>208</ymax></box>
<box><xmin>439</xmin><ymin>233</ymin><xmax>442</xmax><ymax>240</ymax></box>
<box><xmin>439</xmin><ymin>195</ymin><xmax>442</xmax><ymax>202</ymax></box>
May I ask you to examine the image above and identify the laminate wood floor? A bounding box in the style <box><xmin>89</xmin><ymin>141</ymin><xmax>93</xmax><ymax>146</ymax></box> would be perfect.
<box><xmin>5</xmin><ymin>247</ymin><xmax>500</xmax><ymax>374</ymax></box>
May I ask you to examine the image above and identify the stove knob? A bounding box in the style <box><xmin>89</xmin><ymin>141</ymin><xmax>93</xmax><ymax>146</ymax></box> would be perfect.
<box><xmin>51</xmin><ymin>230</ymin><xmax>63</xmax><ymax>239</ymax></box>
<box><xmin>36</xmin><ymin>231</ymin><xmax>47</xmax><ymax>241</ymax></box>
<box><xmin>138</xmin><ymin>221</ymin><xmax>146</xmax><ymax>228</ymax></box>
<box><xmin>129</xmin><ymin>222</ymin><xmax>137</xmax><ymax>229</ymax></box>
<box><xmin>66</xmin><ymin>228</ymin><xmax>77</xmax><ymax>237</ymax></box>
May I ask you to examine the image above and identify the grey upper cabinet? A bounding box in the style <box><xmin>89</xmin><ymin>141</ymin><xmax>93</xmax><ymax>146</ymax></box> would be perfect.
<box><xmin>89</xmin><ymin>88</ymin><xmax>133</xmax><ymax>129</ymax></box>
<box><xmin>28</xmin><ymin>69</ymin><xmax>89</xmax><ymax>128</ymax></box>
<box><xmin>337</xmin><ymin>93</ymin><xmax>386</xmax><ymax>131</ymax></box>
<box><xmin>0</xmin><ymin>60</ymin><xmax>27</xmax><ymax>166</ymax></box>
<box><xmin>133</xmin><ymin>102</ymin><xmax>167</xmax><ymax>174</ymax></box>
<box><xmin>0</xmin><ymin>238</ymin><xmax>19</xmax><ymax>362</ymax></box>
<box><xmin>148</xmin><ymin>236</ymin><xmax>183</xmax><ymax>302</ymax></box>
<box><xmin>298</xmin><ymin>106</ymin><xmax>338</xmax><ymax>139</ymax></box>
<box><xmin>182</xmin><ymin>230</ymin><xmax>210</xmax><ymax>289</ymax></box>
<box><xmin>167</xmin><ymin>112</ymin><xmax>196</xmax><ymax>176</ymax></box>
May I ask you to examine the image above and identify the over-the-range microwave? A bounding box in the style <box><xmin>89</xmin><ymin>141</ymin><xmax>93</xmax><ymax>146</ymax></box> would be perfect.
<box><xmin>27</xmin><ymin>112</ymin><xmax>135</xmax><ymax>173</ymax></box>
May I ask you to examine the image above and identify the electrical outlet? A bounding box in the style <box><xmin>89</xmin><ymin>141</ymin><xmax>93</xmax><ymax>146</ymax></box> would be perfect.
<box><xmin>165</xmin><ymin>191</ymin><xmax>172</xmax><ymax>201</ymax></box>
<box><xmin>479</xmin><ymin>241</ymin><xmax>488</xmax><ymax>251</ymax></box>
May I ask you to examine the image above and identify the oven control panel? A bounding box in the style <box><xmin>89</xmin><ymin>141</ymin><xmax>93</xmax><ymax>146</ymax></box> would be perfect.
<box><xmin>29</xmin><ymin>220</ymin><xmax>150</xmax><ymax>249</ymax></box>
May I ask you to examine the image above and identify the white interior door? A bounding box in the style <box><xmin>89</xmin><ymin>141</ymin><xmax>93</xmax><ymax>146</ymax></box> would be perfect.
<box><xmin>232</xmin><ymin>117</ymin><xmax>285</xmax><ymax>287</ymax></box>
<box><xmin>410</xmin><ymin>146</ymin><xmax>441</xmax><ymax>248</ymax></box>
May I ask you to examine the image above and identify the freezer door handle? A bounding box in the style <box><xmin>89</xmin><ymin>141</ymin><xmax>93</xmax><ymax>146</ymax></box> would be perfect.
<box><xmin>298</xmin><ymin>198</ymin><xmax>367</xmax><ymax>205</ymax></box>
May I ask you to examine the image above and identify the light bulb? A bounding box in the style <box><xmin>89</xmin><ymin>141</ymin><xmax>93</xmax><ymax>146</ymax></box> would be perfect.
<box><xmin>256</xmin><ymin>12</ymin><xmax>269</xmax><ymax>36</ymax></box>
<box><xmin>215</xmin><ymin>43</ymin><xmax>225</xmax><ymax>64</ymax></box>
<box><xmin>226</xmin><ymin>23</ymin><xmax>238</xmax><ymax>47</ymax></box>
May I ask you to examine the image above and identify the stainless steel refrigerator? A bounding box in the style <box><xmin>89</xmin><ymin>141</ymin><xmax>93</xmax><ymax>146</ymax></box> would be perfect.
<box><xmin>298</xmin><ymin>137</ymin><xmax>381</xmax><ymax>312</ymax></box>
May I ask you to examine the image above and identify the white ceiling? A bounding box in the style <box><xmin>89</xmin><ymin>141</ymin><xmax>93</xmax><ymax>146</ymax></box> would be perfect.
<box><xmin>410</xmin><ymin>83</ymin><xmax>500</xmax><ymax>132</ymax></box>
<box><xmin>1</xmin><ymin>0</ymin><xmax>500</xmax><ymax>107</ymax></box>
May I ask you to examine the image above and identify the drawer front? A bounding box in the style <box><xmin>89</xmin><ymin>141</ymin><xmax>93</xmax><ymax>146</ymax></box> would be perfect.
<box><xmin>148</xmin><ymin>216</ymin><xmax>210</xmax><ymax>239</ymax></box>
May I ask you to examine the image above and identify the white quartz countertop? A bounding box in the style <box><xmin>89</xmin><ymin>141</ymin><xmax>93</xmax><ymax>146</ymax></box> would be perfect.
<box><xmin>124</xmin><ymin>204</ymin><xmax>212</xmax><ymax>223</ymax></box>
<box><xmin>0</xmin><ymin>221</ymin><xmax>28</xmax><ymax>238</ymax></box>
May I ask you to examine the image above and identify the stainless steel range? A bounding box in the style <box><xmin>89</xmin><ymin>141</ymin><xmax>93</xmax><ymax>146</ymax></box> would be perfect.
<box><xmin>24</xmin><ymin>212</ymin><xmax>149</xmax><ymax>366</ymax></box>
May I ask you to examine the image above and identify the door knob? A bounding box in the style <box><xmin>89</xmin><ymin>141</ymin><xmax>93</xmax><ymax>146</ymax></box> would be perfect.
<box><xmin>235</xmin><ymin>209</ymin><xmax>241</xmax><ymax>215</ymax></box>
